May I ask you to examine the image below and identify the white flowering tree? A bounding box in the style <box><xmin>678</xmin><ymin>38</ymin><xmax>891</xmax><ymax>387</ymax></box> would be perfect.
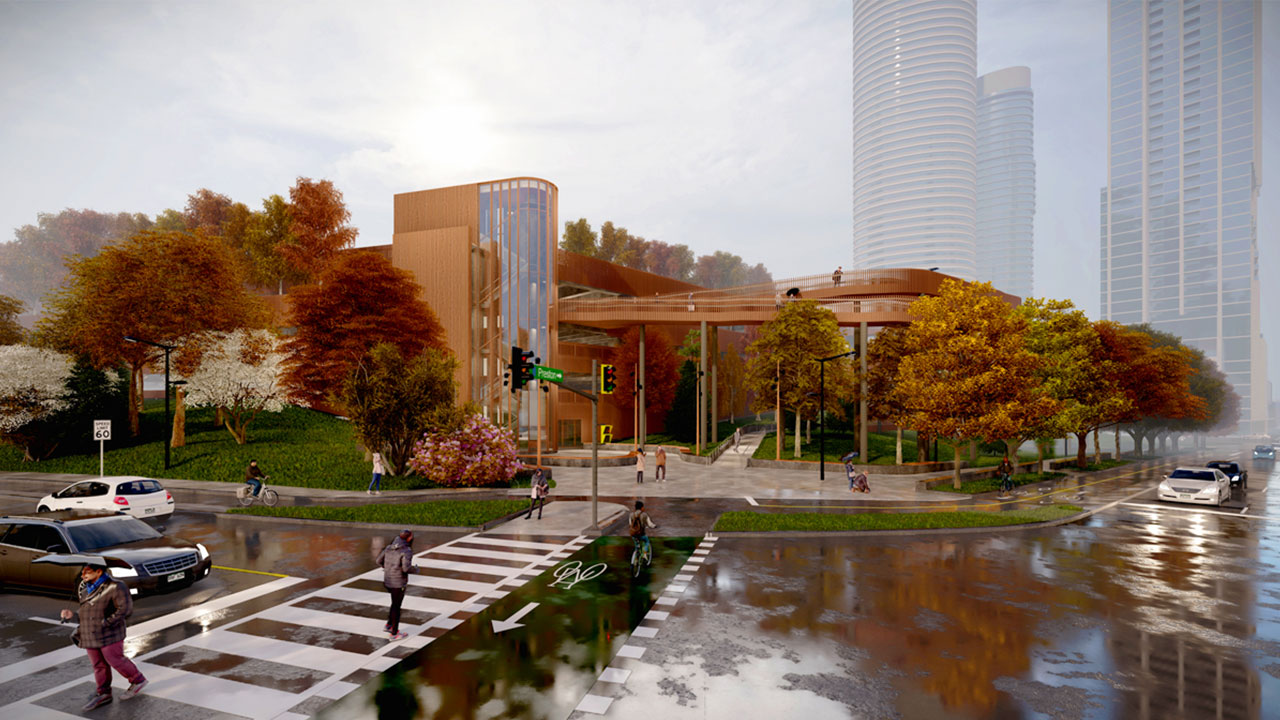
<box><xmin>0</xmin><ymin>345</ymin><xmax>73</xmax><ymax>459</ymax></box>
<box><xmin>182</xmin><ymin>329</ymin><xmax>285</xmax><ymax>445</ymax></box>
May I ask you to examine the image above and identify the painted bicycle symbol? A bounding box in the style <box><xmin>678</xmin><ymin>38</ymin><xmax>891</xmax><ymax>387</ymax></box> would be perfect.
<box><xmin>548</xmin><ymin>560</ymin><xmax>607</xmax><ymax>590</ymax></box>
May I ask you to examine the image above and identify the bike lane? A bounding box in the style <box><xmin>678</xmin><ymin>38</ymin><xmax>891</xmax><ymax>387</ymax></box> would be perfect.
<box><xmin>316</xmin><ymin>535</ymin><xmax>698</xmax><ymax>720</ymax></box>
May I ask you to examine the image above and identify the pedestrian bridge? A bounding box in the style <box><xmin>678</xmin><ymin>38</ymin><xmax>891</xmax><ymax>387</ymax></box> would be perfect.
<box><xmin>557</xmin><ymin>268</ymin><xmax>964</xmax><ymax>328</ymax></box>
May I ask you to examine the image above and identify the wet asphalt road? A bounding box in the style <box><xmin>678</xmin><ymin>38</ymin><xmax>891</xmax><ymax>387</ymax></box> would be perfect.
<box><xmin>3</xmin><ymin>450</ymin><xmax>1279</xmax><ymax>719</ymax></box>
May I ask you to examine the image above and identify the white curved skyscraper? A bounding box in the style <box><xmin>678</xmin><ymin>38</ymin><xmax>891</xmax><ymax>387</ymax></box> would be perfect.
<box><xmin>976</xmin><ymin>66</ymin><xmax>1035</xmax><ymax>298</ymax></box>
<box><xmin>852</xmin><ymin>0</ymin><xmax>978</xmax><ymax>280</ymax></box>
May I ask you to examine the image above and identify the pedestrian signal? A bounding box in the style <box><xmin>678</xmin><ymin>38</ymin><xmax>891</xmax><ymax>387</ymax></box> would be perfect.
<box><xmin>600</xmin><ymin>424</ymin><xmax>613</xmax><ymax>444</ymax></box>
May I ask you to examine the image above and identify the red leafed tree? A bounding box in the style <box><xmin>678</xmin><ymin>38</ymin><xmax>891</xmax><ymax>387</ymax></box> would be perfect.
<box><xmin>279</xmin><ymin>178</ymin><xmax>358</xmax><ymax>277</ymax></box>
<box><xmin>183</xmin><ymin>189</ymin><xmax>235</xmax><ymax>234</ymax></box>
<box><xmin>282</xmin><ymin>251</ymin><xmax>448</xmax><ymax>408</ymax></box>
<box><xmin>1095</xmin><ymin>321</ymin><xmax>1205</xmax><ymax>456</ymax></box>
<box><xmin>607</xmin><ymin>327</ymin><xmax>680</xmax><ymax>428</ymax></box>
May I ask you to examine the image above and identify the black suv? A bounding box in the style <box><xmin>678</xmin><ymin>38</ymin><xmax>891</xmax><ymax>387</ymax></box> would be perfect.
<box><xmin>1205</xmin><ymin>461</ymin><xmax>1247</xmax><ymax>489</ymax></box>
<box><xmin>0</xmin><ymin>510</ymin><xmax>212</xmax><ymax>597</ymax></box>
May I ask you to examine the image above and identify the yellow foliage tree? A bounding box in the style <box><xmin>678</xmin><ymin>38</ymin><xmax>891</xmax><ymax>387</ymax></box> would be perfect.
<box><xmin>892</xmin><ymin>280</ymin><xmax>1056</xmax><ymax>488</ymax></box>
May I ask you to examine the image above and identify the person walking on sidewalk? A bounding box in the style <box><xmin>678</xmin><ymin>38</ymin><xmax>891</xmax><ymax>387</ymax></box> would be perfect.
<box><xmin>60</xmin><ymin>560</ymin><xmax>148</xmax><ymax>710</ymax></box>
<box><xmin>733</xmin><ymin>427</ymin><xmax>742</xmax><ymax>453</ymax></box>
<box><xmin>526</xmin><ymin>467</ymin><xmax>549</xmax><ymax>519</ymax></box>
<box><xmin>654</xmin><ymin>446</ymin><xmax>667</xmax><ymax>481</ymax></box>
<box><xmin>635</xmin><ymin>447</ymin><xmax>646</xmax><ymax>483</ymax></box>
<box><xmin>367</xmin><ymin>452</ymin><xmax>385</xmax><ymax>496</ymax></box>
<box><xmin>377</xmin><ymin>530</ymin><xmax>418</xmax><ymax>641</ymax></box>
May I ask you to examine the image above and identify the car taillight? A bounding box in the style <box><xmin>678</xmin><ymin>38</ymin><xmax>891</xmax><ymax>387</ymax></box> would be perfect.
<box><xmin>165</xmin><ymin>492</ymin><xmax>173</xmax><ymax>501</ymax></box>
<box><xmin>113</xmin><ymin>496</ymin><xmax>129</xmax><ymax>506</ymax></box>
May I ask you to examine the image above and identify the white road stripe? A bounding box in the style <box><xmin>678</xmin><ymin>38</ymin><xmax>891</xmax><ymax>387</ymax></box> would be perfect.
<box><xmin>1119</xmin><ymin>501</ymin><xmax>1273</xmax><ymax>521</ymax></box>
<box><xmin>744</xmin><ymin>496</ymin><xmax>758</xmax><ymax>506</ymax></box>
<box><xmin>0</xmin><ymin>702</ymin><xmax>82</xmax><ymax>719</ymax></box>
<box><xmin>457</xmin><ymin>536</ymin><xmax>565</xmax><ymax>551</ymax></box>
<box><xmin>316</xmin><ymin>584</ymin><xmax>462</xmax><ymax>616</ymax></box>
<box><xmin>184</xmin><ymin>628</ymin><xmax>367</xmax><ymax>675</ymax></box>
<box><xmin>404</xmin><ymin>573</ymin><xmax>497</xmax><ymax>594</ymax></box>
<box><xmin>432</xmin><ymin>545</ymin><xmax>553</xmax><ymax>563</ymax></box>
<box><xmin>1240</xmin><ymin>505</ymin><xmax>1250</xmax><ymax>515</ymax></box>
<box><xmin>416</xmin><ymin>557</ymin><xmax>525</xmax><ymax>577</ymax></box>
<box><xmin>259</xmin><ymin>604</ymin><xmax>419</xmax><ymax>638</ymax></box>
<box><xmin>130</xmin><ymin>661</ymin><xmax>302</xmax><ymax>719</ymax></box>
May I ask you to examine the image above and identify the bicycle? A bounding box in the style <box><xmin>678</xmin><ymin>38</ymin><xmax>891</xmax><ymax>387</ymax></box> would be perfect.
<box><xmin>236</xmin><ymin>477</ymin><xmax>279</xmax><ymax>507</ymax></box>
<box><xmin>631</xmin><ymin>535</ymin><xmax>652</xmax><ymax>577</ymax></box>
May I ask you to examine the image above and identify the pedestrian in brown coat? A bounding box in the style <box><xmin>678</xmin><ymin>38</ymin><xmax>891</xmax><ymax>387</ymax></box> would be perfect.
<box><xmin>60</xmin><ymin>563</ymin><xmax>147</xmax><ymax>710</ymax></box>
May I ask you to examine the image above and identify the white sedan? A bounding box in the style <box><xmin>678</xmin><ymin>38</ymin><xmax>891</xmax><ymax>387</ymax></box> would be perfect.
<box><xmin>37</xmin><ymin>476</ymin><xmax>175</xmax><ymax>519</ymax></box>
<box><xmin>1157</xmin><ymin>467</ymin><xmax>1231</xmax><ymax>507</ymax></box>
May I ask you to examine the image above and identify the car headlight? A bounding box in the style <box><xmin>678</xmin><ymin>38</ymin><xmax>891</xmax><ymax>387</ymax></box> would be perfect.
<box><xmin>197</xmin><ymin>543</ymin><xmax>210</xmax><ymax>560</ymax></box>
<box><xmin>109</xmin><ymin>566</ymin><xmax>138</xmax><ymax>578</ymax></box>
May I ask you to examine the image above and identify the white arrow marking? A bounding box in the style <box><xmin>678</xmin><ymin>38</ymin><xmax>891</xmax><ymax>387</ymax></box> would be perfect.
<box><xmin>491</xmin><ymin>602</ymin><xmax>540</xmax><ymax>633</ymax></box>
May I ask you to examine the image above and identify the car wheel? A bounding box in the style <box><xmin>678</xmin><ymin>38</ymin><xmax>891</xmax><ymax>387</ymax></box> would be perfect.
<box><xmin>37</xmin><ymin>506</ymin><xmax>50</xmax><ymax>513</ymax></box>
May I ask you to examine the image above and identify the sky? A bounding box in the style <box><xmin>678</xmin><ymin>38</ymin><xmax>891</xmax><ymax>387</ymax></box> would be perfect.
<box><xmin>0</xmin><ymin>0</ymin><xmax>1276</xmax><ymax>400</ymax></box>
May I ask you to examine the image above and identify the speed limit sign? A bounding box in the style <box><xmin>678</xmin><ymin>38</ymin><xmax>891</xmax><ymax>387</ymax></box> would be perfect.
<box><xmin>93</xmin><ymin>420</ymin><xmax>111</xmax><ymax>441</ymax></box>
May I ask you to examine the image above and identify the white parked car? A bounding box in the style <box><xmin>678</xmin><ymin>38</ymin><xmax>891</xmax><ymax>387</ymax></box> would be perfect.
<box><xmin>1157</xmin><ymin>467</ymin><xmax>1231</xmax><ymax>507</ymax></box>
<box><xmin>37</xmin><ymin>476</ymin><xmax>175</xmax><ymax>519</ymax></box>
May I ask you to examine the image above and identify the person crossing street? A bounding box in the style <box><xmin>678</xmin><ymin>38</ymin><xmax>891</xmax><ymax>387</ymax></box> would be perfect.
<box><xmin>60</xmin><ymin>560</ymin><xmax>148</xmax><ymax>710</ymax></box>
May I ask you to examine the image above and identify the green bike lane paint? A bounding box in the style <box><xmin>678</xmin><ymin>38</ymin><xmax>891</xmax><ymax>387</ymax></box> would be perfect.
<box><xmin>317</xmin><ymin>535</ymin><xmax>701</xmax><ymax>720</ymax></box>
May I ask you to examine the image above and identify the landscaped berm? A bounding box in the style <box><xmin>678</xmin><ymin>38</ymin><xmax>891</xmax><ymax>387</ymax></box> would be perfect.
<box><xmin>0</xmin><ymin>402</ymin><xmax>535</xmax><ymax>491</ymax></box>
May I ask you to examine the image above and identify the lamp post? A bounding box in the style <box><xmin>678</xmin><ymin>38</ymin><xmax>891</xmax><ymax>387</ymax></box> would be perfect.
<box><xmin>816</xmin><ymin>349</ymin><xmax>858</xmax><ymax>481</ymax></box>
<box><xmin>123</xmin><ymin>336</ymin><xmax>177</xmax><ymax>469</ymax></box>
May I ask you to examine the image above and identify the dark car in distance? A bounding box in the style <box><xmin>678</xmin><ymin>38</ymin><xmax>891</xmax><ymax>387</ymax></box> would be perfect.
<box><xmin>1205</xmin><ymin>461</ymin><xmax>1247</xmax><ymax>489</ymax></box>
<box><xmin>1254</xmin><ymin>445</ymin><xmax>1275</xmax><ymax>461</ymax></box>
<box><xmin>0</xmin><ymin>510</ymin><xmax>212</xmax><ymax>597</ymax></box>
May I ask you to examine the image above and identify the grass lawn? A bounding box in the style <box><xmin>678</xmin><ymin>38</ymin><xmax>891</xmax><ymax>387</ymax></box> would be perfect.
<box><xmin>752</xmin><ymin>430</ymin><xmax>1053</xmax><ymax>466</ymax></box>
<box><xmin>930</xmin><ymin>471</ymin><xmax>1065</xmax><ymax>495</ymax></box>
<box><xmin>713</xmin><ymin>504</ymin><xmax>1084</xmax><ymax>532</ymax></box>
<box><xmin>618</xmin><ymin>419</ymin><xmax>758</xmax><ymax>456</ymax></box>
<box><xmin>0</xmin><ymin>402</ymin><xmax>532</xmax><ymax>492</ymax></box>
<box><xmin>228</xmin><ymin>499</ymin><xmax>531</xmax><ymax>527</ymax></box>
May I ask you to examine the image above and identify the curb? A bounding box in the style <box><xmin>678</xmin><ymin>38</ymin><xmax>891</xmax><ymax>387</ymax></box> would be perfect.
<box><xmin>219</xmin><ymin>503</ymin><xmax>537</xmax><ymax>534</ymax></box>
<box><xmin>712</xmin><ymin>508</ymin><xmax>1092</xmax><ymax>538</ymax></box>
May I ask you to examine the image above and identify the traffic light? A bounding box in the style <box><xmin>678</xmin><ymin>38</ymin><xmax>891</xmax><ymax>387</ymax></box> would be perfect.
<box><xmin>600</xmin><ymin>424</ymin><xmax>613</xmax><ymax>444</ymax></box>
<box><xmin>600</xmin><ymin>364</ymin><xmax>617</xmax><ymax>394</ymax></box>
<box><xmin>509</xmin><ymin>345</ymin><xmax>535</xmax><ymax>392</ymax></box>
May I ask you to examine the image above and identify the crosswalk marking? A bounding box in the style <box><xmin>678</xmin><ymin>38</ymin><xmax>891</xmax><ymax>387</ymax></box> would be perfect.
<box><xmin>184</xmin><ymin>628</ymin><xmax>368</xmax><ymax>674</ymax></box>
<box><xmin>317</xmin><ymin>584</ymin><xmax>459</xmax><ymax>616</ymax></box>
<box><xmin>1</xmin><ymin>531</ymin><xmax>590</xmax><ymax>720</ymax></box>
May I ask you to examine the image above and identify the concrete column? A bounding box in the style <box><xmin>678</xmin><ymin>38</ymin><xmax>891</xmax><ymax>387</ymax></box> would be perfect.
<box><xmin>638</xmin><ymin>325</ymin><xmax>646</xmax><ymax>446</ymax></box>
<box><xmin>698</xmin><ymin>320</ymin><xmax>707</xmax><ymax>455</ymax></box>
<box><xmin>859</xmin><ymin>321</ymin><xmax>868</xmax><ymax>462</ymax></box>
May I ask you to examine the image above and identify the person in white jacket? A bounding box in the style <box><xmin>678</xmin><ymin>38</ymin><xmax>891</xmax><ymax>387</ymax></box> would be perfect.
<box><xmin>367</xmin><ymin>452</ymin><xmax>385</xmax><ymax>496</ymax></box>
<box><xmin>635</xmin><ymin>448</ymin><xmax>646</xmax><ymax>484</ymax></box>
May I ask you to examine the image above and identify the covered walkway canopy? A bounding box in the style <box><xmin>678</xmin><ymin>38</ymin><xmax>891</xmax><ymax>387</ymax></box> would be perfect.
<box><xmin>557</xmin><ymin>268</ymin><xmax>982</xmax><ymax>328</ymax></box>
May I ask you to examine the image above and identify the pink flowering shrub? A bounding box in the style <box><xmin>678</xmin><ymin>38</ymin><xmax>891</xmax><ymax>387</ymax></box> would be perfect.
<box><xmin>407</xmin><ymin>414</ymin><xmax>523</xmax><ymax>487</ymax></box>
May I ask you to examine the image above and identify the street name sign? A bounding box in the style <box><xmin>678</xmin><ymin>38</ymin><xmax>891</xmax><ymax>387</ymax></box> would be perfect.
<box><xmin>534</xmin><ymin>365</ymin><xmax>563</xmax><ymax>383</ymax></box>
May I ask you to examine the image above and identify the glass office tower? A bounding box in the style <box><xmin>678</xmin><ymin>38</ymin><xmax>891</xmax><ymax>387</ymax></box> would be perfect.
<box><xmin>1100</xmin><ymin>0</ymin><xmax>1267</xmax><ymax>433</ymax></box>
<box><xmin>853</xmin><ymin>0</ymin><xmax>978</xmax><ymax>279</ymax></box>
<box><xmin>976</xmin><ymin>66</ymin><xmax>1035</xmax><ymax>300</ymax></box>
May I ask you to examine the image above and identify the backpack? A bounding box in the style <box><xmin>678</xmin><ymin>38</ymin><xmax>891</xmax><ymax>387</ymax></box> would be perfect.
<box><xmin>629</xmin><ymin>511</ymin><xmax>644</xmax><ymax>537</ymax></box>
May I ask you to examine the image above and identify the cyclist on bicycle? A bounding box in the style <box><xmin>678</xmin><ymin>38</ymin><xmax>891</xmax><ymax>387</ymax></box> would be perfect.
<box><xmin>997</xmin><ymin>455</ymin><xmax>1014</xmax><ymax>496</ymax></box>
<box><xmin>629</xmin><ymin>500</ymin><xmax>657</xmax><ymax>565</ymax></box>
<box><xmin>245</xmin><ymin>460</ymin><xmax>266</xmax><ymax>498</ymax></box>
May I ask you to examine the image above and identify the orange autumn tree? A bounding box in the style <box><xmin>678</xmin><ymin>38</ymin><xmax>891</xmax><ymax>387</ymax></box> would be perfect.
<box><xmin>278</xmin><ymin>177</ymin><xmax>358</xmax><ymax>277</ymax></box>
<box><xmin>892</xmin><ymin>280</ymin><xmax>1056</xmax><ymax>489</ymax></box>
<box><xmin>34</xmin><ymin>230</ymin><xmax>268</xmax><ymax>435</ymax></box>
<box><xmin>606</xmin><ymin>327</ymin><xmax>680</xmax><ymax>431</ymax></box>
<box><xmin>282</xmin><ymin>251</ymin><xmax>447</xmax><ymax>409</ymax></box>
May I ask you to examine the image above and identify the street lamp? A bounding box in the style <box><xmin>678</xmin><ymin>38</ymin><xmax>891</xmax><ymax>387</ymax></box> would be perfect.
<box><xmin>815</xmin><ymin>349</ymin><xmax>858</xmax><ymax>481</ymax></box>
<box><xmin>123</xmin><ymin>335</ymin><xmax>177</xmax><ymax>469</ymax></box>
